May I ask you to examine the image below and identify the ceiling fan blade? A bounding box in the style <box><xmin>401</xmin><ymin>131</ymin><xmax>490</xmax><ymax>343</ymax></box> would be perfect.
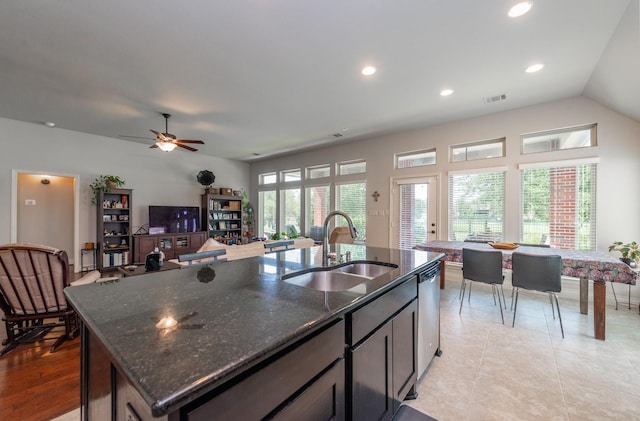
<box><xmin>120</xmin><ymin>135</ymin><xmax>155</xmax><ymax>140</ymax></box>
<box><xmin>176</xmin><ymin>143</ymin><xmax>198</xmax><ymax>152</ymax></box>
<box><xmin>175</xmin><ymin>139</ymin><xmax>205</xmax><ymax>144</ymax></box>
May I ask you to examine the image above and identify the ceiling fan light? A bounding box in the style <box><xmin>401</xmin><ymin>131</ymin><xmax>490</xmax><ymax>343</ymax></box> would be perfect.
<box><xmin>156</xmin><ymin>141</ymin><xmax>177</xmax><ymax>152</ymax></box>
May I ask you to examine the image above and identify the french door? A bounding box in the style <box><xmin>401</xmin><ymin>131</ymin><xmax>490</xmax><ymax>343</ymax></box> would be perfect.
<box><xmin>390</xmin><ymin>176</ymin><xmax>439</xmax><ymax>249</ymax></box>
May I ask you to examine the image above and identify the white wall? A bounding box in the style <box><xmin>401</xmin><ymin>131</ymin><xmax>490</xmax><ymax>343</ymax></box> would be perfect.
<box><xmin>250</xmin><ymin>96</ymin><xmax>640</xmax><ymax>252</ymax></box>
<box><xmin>2</xmin><ymin>117</ymin><xmax>250</xmax><ymax>265</ymax></box>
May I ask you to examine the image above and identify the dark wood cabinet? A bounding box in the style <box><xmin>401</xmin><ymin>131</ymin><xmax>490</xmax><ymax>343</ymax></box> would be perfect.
<box><xmin>96</xmin><ymin>188</ymin><xmax>132</xmax><ymax>271</ymax></box>
<box><xmin>348</xmin><ymin>278</ymin><xmax>418</xmax><ymax>421</ymax></box>
<box><xmin>186</xmin><ymin>319</ymin><xmax>345</xmax><ymax>421</ymax></box>
<box><xmin>133</xmin><ymin>232</ymin><xmax>207</xmax><ymax>263</ymax></box>
<box><xmin>392</xmin><ymin>299</ymin><xmax>418</xmax><ymax>411</ymax></box>
<box><xmin>350</xmin><ymin>320</ymin><xmax>393</xmax><ymax>421</ymax></box>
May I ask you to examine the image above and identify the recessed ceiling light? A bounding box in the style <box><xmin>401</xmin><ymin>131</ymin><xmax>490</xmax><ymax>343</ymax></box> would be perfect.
<box><xmin>44</xmin><ymin>121</ymin><xmax>55</xmax><ymax>127</ymax></box>
<box><xmin>362</xmin><ymin>66</ymin><xmax>376</xmax><ymax>76</ymax></box>
<box><xmin>440</xmin><ymin>89</ymin><xmax>454</xmax><ymax>97</ymax></box>
<box><xmin>509</xmin><ymin>1</ymin><xmax>533</xmax><ymax>18</ymax></box>
<box><xmin>526</xmin><ymin>63</ymin><xmax>544</xmax><ymax>73</ymax></box>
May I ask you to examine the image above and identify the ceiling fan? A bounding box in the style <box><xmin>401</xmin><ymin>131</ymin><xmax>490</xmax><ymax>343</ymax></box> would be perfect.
<box><xmin>121</xmin><ymin>113</ymin><xmax>204</xmax><ymax>152</ymax></box>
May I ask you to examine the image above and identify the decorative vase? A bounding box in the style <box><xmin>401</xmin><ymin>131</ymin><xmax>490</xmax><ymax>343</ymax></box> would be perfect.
<box><xmin>620</xmin><ymin>257</ymin><xmax>631</xmax><ymax>266</ymax></box>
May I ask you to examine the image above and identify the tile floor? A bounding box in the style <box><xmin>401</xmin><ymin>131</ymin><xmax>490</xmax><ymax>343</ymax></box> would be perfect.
<box><xmin>407</xmin><ymin>277</ymin><xmax>640</xmax><ymax>420</ymax></box>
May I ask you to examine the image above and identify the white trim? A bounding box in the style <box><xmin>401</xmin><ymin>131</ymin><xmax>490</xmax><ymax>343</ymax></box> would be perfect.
<box><xmin>518</xmin><ymin>157</ymin><xmax>600</xmax><ymax>170</ymax></box>
<box><xmin>448</xmin><ymin>166</ymin><xmax>508</xmax><ymax>176</ymax></box>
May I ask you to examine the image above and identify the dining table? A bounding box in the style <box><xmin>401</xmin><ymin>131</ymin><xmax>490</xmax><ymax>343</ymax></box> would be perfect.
<box><xmin>414</xmin><ymin>240</ymin><xmax>638</xmax><ymax>340</ymax></box>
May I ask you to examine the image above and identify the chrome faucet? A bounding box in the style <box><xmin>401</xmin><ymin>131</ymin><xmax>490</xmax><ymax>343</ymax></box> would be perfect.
<box><xmin>322</xmin><ymin>210</ymin><xmax>358</xmax><ymax>266</ymax></box>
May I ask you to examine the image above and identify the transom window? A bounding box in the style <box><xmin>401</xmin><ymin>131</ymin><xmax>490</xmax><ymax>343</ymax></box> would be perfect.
<box><xmin>337</xmin><ymin>160</ymin><xmax>366</xmax><ymax>175</ymax></box>
<box><xmin>307</xmin><ymin>165</ymin><xmax>331</xmax><ymax>179</ymax></box>
<box><xmin>396</xmin><ymin>148</ymin><xmax>436</xmax><ymax>169</ymax></box>
<box><xmin>280</xmin><ymin>169</ymin><xmax>301</xmax><ymax>182</ymax></box>
<box><xmin>259</xmin><ymin>172</ymin><xmax>277</xmax><ymax>185</ymax></box>
<box><xmin>522</xmin><ymin>124</ymin><xmax>596</xmax><ymax>154</ymax></box>
<box><xmin>450</xmin><ymin>138</ymin><xmax>505</xmax><ymax>162</ymax></box>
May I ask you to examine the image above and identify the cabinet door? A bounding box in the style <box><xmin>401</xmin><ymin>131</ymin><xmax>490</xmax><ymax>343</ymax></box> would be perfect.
<box><xmin>392</xmin><ymin>299</ymin><xmax>418</xmax><ymax>412</ymax></box>
<box><xmin>190</xmin><ymin>232</ymin><xmax>207</xmax><ymax>251</ymax></box>
<box><xmin>272</xmin><ymin>359</ymin><xmax>345</xmax><ymax>421</ymax></box>
<box><xmin>350</xmin><ymin>321</ymin><xmax>393</xmax><ymax>421</ymax></box>
<box><xmin>135</xmin><ymin>236</ymin><xmax>158</xmax><ymax>263</ymax></box>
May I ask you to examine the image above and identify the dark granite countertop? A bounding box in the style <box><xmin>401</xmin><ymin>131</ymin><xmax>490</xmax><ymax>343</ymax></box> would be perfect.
<box><xmin>65</xmin><ymin>244</ymin><xmax>442</xmax><ymax>416</ymax></box>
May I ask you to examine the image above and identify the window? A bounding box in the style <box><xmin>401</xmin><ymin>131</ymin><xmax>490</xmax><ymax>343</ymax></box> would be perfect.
<box><xmin>398</xmin><ymin>183</ymin><xmax>428</xmax><ymax>249</ymax></box>
<box><xmin>338</xmin><ymin>160</ymin><xmax>366</xmax><ymax>175</ymax></box>
<box><xmin>448</xmin><ymin>169</ymin><xmax>505</xmax><ymax>242</ymax></box>
<box><xmin>450</xmin><ymin>138</ymin><xmax>505</xmax><ymax>162</ymax></box>
<box><xmin>305</xmin><ymin>185</ymin><xmax>330</xmax><ymax>241</ymax></box>
<box><xmin>280</xmin><ymin>188</ymin><xmax>301</xmax><ymax>237</ymax></box>
<box><xmin>336</xmin><ymin>182</ymin><xmax>366</xmax><ymax>242</ymax></box>
<box><xmin>520</xmin><ymin>159</ymin><xmax>597</xmax><ymax>250</ymax></box>
<box><xmin>259</xmin><ymin>172</ymin><xmax>277</xmax><ymax>185</ymax></box>
<box><xmin>396</xmin><ymin>149</ymin><xmax>436</xmax><ymax>169</ymax></box>
<box><xmin>281</xmin><ymin>169</ymin><xmax>301</xmax><ymax>182</ymax></box>
<box><xmin>307</xmin><ymin>165</ymin><xmax>331</xmax><ymax>179</ymax></box>
<box><xmin>258</xmin><ymin>190</ymin><xmax>276</xmax><ymax>237</ymax></box>
<box><xmin>522</xmin><ymin>124</ymin><xmax>596</xmax><ymax>154</ymax></box>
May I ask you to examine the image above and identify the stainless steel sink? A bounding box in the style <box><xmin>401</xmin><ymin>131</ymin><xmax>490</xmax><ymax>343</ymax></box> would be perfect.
<box><xmin>334</xmin><ymin>262</ymin><xmax>397</xmax><ymax>278</ymax></box>
<box><xmin>283</xmin><ymin>271</ymin><xmax>369</xmax><ymax>292</ymax></box>
<box><xmin>282</xmin><ymin>262</ymin><xmax>399</xmax><ymax>292</ymax></box>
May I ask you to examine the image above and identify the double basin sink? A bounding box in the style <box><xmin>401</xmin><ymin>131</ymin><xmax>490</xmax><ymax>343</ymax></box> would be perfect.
<box><xmin>282</xmin><ymin>261</ymin><xmax>399</xmax><ymax>292</ymax></box>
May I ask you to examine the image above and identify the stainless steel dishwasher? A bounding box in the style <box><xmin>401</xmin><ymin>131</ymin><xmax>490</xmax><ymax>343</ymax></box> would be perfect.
<box><xmin>417</xmin><ymin>261</ymin><xmax>441</xmax><ymax>379</ymax></box>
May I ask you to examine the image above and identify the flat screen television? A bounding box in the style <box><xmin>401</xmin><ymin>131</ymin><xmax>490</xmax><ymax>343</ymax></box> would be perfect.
<box><xmin>148</xmin><ymin>206</ymin><xmax>200</xmax><ymax>234</ymax></box>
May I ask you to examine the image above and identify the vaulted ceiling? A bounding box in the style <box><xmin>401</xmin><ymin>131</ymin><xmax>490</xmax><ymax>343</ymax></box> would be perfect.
<box><xmin>1</xmin><ymin>1</ymin><xmax>638</xmax><ymax>161</ymax></box>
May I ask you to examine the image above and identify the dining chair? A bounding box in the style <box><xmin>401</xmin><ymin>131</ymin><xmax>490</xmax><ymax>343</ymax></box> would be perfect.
<box><xmin>460</xmin><ymin>248</ymin><xmax>506</xmax><ymax>323</ymax></box>
<box><xmin>511</xmin><ymin>252</ymin><xmax>564</xmax><ymax>337</ymax></box>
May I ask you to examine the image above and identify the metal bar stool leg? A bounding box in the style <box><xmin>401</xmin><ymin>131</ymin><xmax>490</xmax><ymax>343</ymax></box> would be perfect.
<box><xmin>552</xmin><ymin>293</ymin><xmax>564</xmax><ymax>338</ymax></box>
<box><xmin>459</xmin><ymin>279</ymin><xmax>467</xmax><ymax>314</ymax></box>
<box><xmin>610</xmin><ymin>282</ymin><xmax>619</xmax><ymax>310</ymax></box>
<box><xmin>494</xmin><ymin>285</ymin><xmax>504</xmax><ymax>324</ymax></box>
<box><xmin>512</xmin><ymin>288</ymin><xmax>520</xmax><ymax>328</ymax></box>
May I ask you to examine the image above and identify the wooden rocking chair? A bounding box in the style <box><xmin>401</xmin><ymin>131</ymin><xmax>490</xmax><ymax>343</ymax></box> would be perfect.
<box><xmin>0</xmin><ymin>243</ymin><xmax>79</xmax><ymax>356</ymax></box>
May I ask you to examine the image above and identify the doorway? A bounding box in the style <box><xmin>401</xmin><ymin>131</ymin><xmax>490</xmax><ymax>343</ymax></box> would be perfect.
<box><xmin>11</xmin><ymin>171</ymin><xmax>80</xmax><ymax>268</ymax></box>
<box><xmin>390</xmin><ymin>176</ymin><xmax>439</xmax><ymax>249</ymax></box>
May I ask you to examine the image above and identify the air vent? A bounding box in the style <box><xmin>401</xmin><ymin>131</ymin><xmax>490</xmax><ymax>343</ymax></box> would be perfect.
<box><xmin>483</xmin><ymin>94</ymin><xmax>507</xmax><ymax>104</ymax></box>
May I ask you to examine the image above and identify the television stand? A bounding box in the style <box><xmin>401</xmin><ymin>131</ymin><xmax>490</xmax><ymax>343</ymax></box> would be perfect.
<box><xmin>132</xmin><ymin>231</ymin><xmax>207</xmax><ymax>264</ymax></box>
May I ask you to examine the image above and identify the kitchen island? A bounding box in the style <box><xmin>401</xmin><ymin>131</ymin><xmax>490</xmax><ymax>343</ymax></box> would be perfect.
<box><xmin>65</xmin><ymin>245</ymin><xmax>443</xmax><ymax>420</ymax></box>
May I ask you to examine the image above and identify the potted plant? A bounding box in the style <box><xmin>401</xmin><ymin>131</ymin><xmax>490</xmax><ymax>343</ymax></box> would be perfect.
<box><xmin>608</xmin><ymin>241</ymin><xmax>639</xmax><ymax>266</ymax></box>
<box><xmin>90</xmin><ymin>175</ymin><xmax>125</xmax><ymax>204</ymax></box>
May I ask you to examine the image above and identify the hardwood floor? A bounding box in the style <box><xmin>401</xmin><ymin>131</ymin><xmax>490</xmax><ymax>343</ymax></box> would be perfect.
<box><xmin>0</xmin><ymin>327</ymin><xmax>80</xmax><ymax>420</ymax></box>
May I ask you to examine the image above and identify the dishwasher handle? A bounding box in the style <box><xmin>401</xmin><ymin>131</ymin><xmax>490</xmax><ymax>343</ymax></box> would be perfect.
<box><xmin>418</xmin><ymin>263</ymin><xmax>440</xmax><ymax>283</ymax></box>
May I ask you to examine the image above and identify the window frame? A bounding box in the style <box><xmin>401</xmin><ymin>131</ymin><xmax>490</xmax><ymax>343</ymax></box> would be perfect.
<box><xmin>448</xmin><ymin>167</ymin><xmax>506</xmax><ymax>242</ymax></box>
<box><xmin>450</xmin><ymin>138</ymin><xmax>506</xmax><ymax>163</ymax></box>
<box><xmin>519</xmin><ymin>158</ymin><xmax>598</xmax><ymax>250</ymax></box>
<box><xmin>395</xmin><ymin>148</ymin><xmax>437</xmax><ymax>169</ymax></box>
<box><xmin>521</xmin><ymin>124</ymin><xmax>597</xmax><ymax>155</ymax></box>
